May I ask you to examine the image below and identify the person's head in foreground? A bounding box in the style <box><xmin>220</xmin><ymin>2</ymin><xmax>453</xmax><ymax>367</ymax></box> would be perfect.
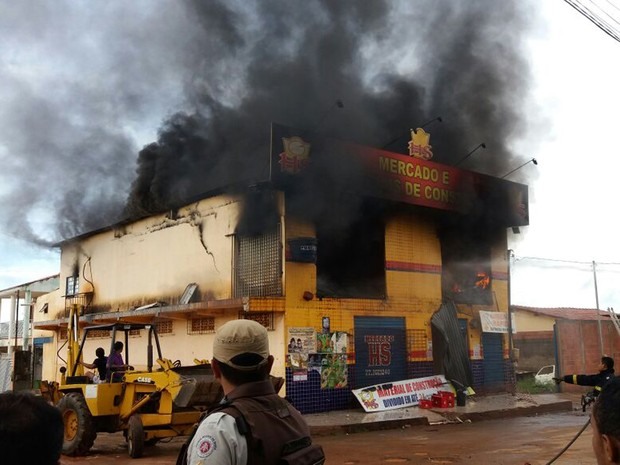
<box><xmin>592</xmin><ymin>377</ymin><xmax>620</xmax><ymax>464</ymax></box>
<box><xmin>212</xmin><ymin>319</ymin><xmax>273</xmax><ymax>389</ymax></box>
<box><xmin>0</xmin><ymin>391</ymin><xmax>64</xmax><ymax>465</ymax></box>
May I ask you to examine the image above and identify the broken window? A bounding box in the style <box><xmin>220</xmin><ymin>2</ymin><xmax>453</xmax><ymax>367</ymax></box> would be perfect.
<box><xmin>233</xmin><ymin>226</ymin><xmax>282</xmax><ymax>298</ymax></box>
<box><xmin>440</xmin><ymin>228</ymin><xmax>493</xmax><ymax>305</ymax></box>
<box><xmin>316</xmin><ymin>202</ymin><xmax>386</xmax><ymax>299</ymax></box>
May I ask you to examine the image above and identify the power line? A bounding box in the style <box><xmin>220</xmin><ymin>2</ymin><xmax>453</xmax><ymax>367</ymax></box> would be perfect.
<box><xmin>515</xmin><ymin>255</ymin><xmax>620</xmax><ymax>267</ymax></box>
<box><xmin>603</xmin><ymin>0</ymin><xmax>620</xmax><ymax>13</ymax></box>
<box><xmin>564</xmin><ymin>0</ymin><xmax>620</xmax><ymax>43</ymax></box>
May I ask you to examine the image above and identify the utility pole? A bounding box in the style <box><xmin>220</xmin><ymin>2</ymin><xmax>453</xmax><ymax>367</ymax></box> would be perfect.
<box><xmin>507</xmin><ymin>249</ymin><xmax>514</xmax><ymax>356</ymax></box>
<box><xmin>507</xmin><ymin>249</ymin><xmax>516</xmax><ymax>395</ymax></box>
<box><xmin>593</xmin><ymin>260</ymin><xmax>604</xmax><ymax>354</ymax></box>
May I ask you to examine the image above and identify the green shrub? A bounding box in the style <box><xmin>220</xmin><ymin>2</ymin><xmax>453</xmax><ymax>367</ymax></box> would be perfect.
<box><xmin>516</xmin><ymin>377</ymin><xmax>557</xmax><ymax>394</ymax></box>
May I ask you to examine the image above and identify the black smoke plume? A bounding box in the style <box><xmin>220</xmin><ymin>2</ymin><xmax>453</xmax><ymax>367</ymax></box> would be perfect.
<box><xmin>125</xmin><ymin>0</ymin><xmax>538</xmax><ymax>223</ymax></box>
<box><xmin>0</xmin><ymin>1</ymin><xmax>539</xmax><ymax>247</ymax></box>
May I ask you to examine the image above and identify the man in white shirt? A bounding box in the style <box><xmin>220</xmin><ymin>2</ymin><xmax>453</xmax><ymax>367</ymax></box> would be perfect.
<box><xmin>185</xmin><ymin>319</ymin><xmax>323</xmax><ymax>465</ymax></box>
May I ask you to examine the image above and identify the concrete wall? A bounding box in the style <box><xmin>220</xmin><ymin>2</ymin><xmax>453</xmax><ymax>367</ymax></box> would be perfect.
<box><xmin>515</xmin><ymin>311</ymin><xmax>555</xmax><ymax>332</ymax></box>
<box><xmin>513</xmin><ymin>331</ymin><xmax>555</xmax><ymax>372</ymax></box>
<box><xmin>58</xmin><ymin>193</ymin><xmax>244</xmax><ymax>315</ymax></box>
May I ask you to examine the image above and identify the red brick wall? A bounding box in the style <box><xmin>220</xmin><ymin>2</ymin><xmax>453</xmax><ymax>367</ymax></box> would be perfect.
<box><xmin>556</xmin><ymin>320</ymin><xmax>620</xmax><ymax>393</ymax></box>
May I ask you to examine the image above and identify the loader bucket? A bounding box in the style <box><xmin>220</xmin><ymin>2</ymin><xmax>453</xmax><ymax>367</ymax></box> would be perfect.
<box><xmin>169</xmin><ymin>363</ymin><xmax>285</xmax><ymax>408</ymax></box>
<box><xmin>169</xmin><ymin>364</ymin><xmax>223</xmax><ymax>408</ymax></box>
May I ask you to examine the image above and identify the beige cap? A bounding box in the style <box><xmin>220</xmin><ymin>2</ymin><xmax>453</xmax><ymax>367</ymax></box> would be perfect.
<box><xmin>213</xmin><ymin>319</ymin><xmax>270</xmax><ymax>370</ymax></box>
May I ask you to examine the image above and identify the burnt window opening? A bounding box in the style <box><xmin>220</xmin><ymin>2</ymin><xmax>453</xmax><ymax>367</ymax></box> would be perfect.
<box><xmin>233</xmin><ymin>226</ymin><xmax>283</xmax><ymax>298</ymax></box>
<box><xmin>440</xmin><ymin>229</ymin><xmax>492</xmax><ymax>305</ymax></box>
<box><xmin>66</xmin><ymin>275</ymin><xmax>79</xmax><ymax>297</ymax></box>
<box><xmin>316</xmin><ymin>205</ymin><xmax>386</xmax><ymax>299</ymax></box>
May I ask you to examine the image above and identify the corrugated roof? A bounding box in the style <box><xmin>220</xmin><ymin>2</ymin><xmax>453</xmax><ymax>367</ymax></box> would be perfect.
<box><xmin>0</xmin><ymin>274</ymin><xmax>60</xmax><ymax>298</ymax></box>
<box><xmin>0</xmin><ymin>321</ymin><xmax>23</xmax><ymax>339</ymax></box>
<box><xmin>513</xmin><ymin>305</ymin><xmax>611</xmax><ymax>321</ymax></box>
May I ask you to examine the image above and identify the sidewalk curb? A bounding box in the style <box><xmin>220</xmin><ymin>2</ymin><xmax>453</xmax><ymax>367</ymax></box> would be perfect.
<box><xmin>310</xmin><ymin>416</ymin><xmax>429</xmax><ymax>436</ymax></box>
<box><xmin>308</xmin><ymin>397</ymin><xmax>574</xmax><ymax>437</ymax></box>
<box><xmin>447</xmin><ymin>399</ymin><xmax>573</xmax><ymax>423</ymax></box>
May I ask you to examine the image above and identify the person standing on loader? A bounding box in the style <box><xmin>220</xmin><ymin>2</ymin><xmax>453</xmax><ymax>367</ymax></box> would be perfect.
<box><xmin>181</xmin><ymin>319</ymin><xmax>325</xmax><ymax>465</ymax></box>
<box><xmin>555</xmin><ymin>356</ymin><xmax>615</xmax><ymax>398</ymax></box>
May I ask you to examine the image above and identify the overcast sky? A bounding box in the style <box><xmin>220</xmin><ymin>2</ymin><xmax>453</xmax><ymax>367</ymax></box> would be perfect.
<box><xmin>0</xmin><ymin>1</ymin><xmax>619</xmax><ymax>313</ymax></box>
<box><xmin>509</xmin><ymin>1</ymin><xmax>620</xmax><ymax>310</ymax></box>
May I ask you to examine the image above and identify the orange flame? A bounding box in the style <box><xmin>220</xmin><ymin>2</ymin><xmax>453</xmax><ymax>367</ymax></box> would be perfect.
<box><xmin>475</xmin><ymin>272</ymin><xmax>490</xmax><ymax>289</ymax></box>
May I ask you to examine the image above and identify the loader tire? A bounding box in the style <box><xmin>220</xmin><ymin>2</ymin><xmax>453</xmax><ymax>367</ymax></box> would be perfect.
<box><xmin>57</xmin><ymin>392</ymin><xmax>97</xmax><ymax>456</ymax></box>
<box><xmin>128</xmin><ymin>415</ymin><xmax>145</xmax><ymax>458</ymax></box>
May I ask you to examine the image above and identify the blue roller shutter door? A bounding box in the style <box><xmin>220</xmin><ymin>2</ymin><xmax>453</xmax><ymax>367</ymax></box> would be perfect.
<box><xmin>482</xmin><ymin>332</ymin><xmax>504</xmax><ymax>387</ymax></box>
<box><xmin>354</xmin><ymin>316</ymin><xmax>407</xmax><ymax>388</ymax></box>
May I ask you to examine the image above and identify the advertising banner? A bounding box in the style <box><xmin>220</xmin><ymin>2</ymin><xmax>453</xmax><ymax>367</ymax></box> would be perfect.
<box><xmin>479</xmin><ymin>311</ymin><xmax>516</xmax><ymax>333</ymax></box>
<box><xmin>270</xmin><ymin>123</ymin><xmax>529</xmax><ymax>227</ymax></box>
<box><xmin>352</xmin><ymin>375</ymin><xmax>449</xmax><ymax>412</ymax></box>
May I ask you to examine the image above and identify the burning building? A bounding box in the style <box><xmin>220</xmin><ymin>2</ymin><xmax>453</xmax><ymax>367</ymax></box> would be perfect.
<box><xmin>33</xmin><ymin>123</ymin><xmax>528</xmax><ymax>413</ymax></box>
<box><xmin>13</xmin><ymin>0</ymin><xmax>541</xmax><ymax>413</ymax></box>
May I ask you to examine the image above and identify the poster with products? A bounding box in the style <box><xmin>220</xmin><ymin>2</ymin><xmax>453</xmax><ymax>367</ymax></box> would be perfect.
<box><xmin>310</xmin><ymin>331</ymin><xmax>349</xmax><ymax>389</ymax></box>
<box><xmin>320</xmin><ymin>354</ymin><xmax>348</xmax><ymax>389</ymax></box>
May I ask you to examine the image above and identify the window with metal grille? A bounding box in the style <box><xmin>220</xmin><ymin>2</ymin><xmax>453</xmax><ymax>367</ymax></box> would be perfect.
<box><xmin>155</xmin><ymin>320</ymin><xmax>173</xmax><ymax>335</ymax></box>
<box><xmin>188</xmin><ymin>317</ymin><xmax>215</xmax><ymax>335</ymax></box>
<box><xmin>89</xmin><ymin>329</ymin><xmax>110</xmax><ymax>338</ymax></box>
<box><xmin>233</xmin><ymin>227</ymin><xmax>282</xmax><ymax>297</ymax></box>
<box><xmin>407</xmin><ymin>329</ymin><xmax>429</xmax><ymax>360</ymax></box>
<box><xmin>238</xmin><ymin>311</ymin><xmax>275</xmax><ymax>331</ymax></box>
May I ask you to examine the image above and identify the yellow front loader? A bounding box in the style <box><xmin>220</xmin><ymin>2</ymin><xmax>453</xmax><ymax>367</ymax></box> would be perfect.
<box><xmin>55</xmin><ymin>321</ymin><xmax>221</xmax><ymax>458</ymax></box>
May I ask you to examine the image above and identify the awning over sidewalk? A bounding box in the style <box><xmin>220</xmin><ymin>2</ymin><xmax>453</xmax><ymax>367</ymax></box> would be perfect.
<box><xmin>34</xmin><ymin>297</ymin><xmax>285</xmax><ymax>331</ymax></box>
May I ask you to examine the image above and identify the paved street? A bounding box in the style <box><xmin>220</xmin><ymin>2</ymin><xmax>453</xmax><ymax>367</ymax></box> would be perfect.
<box><xmin>60</xmin><ymin>409</ymin><xmax>597</xmax><ymax>465</ymax></box>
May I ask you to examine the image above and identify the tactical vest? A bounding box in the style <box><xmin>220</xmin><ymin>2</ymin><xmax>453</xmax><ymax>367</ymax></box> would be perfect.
<box><xmin>177</xmin><ymin>379</ymin><xmax>325</xmax><ymax>465</ymax></box>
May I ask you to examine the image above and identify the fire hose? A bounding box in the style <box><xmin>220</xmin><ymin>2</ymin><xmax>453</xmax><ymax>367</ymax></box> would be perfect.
<box><xmin>526</xmin><ymin>390</ymin><xmax>596</xmax><ymax>465</ymax></box>
<box><xmin>541</xmin><ymin>417</ymin><xmax>591</xmax><ymax>465</ymax></box>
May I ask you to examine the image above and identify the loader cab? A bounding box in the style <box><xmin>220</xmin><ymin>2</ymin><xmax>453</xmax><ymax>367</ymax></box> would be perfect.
<box><xmin>65</xmin><ymin>323</ymin><xmax>163</xmax><ymax>385</ymax></box>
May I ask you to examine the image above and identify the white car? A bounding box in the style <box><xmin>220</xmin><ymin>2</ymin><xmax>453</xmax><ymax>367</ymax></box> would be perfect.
<box><xmin>534</xmin><ymin>365</ymin><xmax>556</xmax><ymax>385</ymax></box>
